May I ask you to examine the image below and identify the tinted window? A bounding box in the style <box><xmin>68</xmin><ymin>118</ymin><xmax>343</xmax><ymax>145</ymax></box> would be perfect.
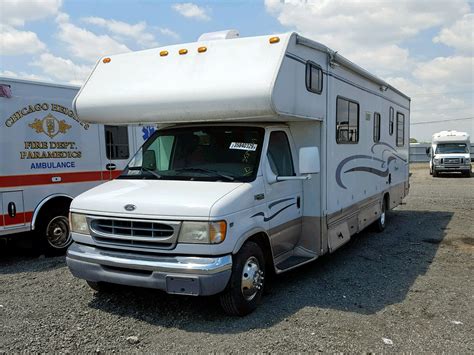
<box><xmin>267</xmin><ymin>131</ymin><xmax>295</xmax><ymax>176</ymax></box>
<box><xmin>336</xmin><ymin>97</ymin><xmax>359</xmax><ymax>143</ymax></box>
<box><xmin>373</xmin><ymin>112</ymin><xmax>381</xmax><ymax>142</ymax></box>
<box><xmin>105</xmin><ymin>125</ymin><xmax>129</xmax><ymax>160</ymax></box>
<box><xmin>122</xmin><ymin>126</ymin><xmax>265</xmax><ymax>182</ymax></box>
<box><xmin>306</xmin><ymin>62</ymin><xmax>323</xmax><ymax>94</ymax></box>
<box><xmin>396</xmin><ymin>112</ymin><xmax>405</xmax><ymax>147</ymax></box>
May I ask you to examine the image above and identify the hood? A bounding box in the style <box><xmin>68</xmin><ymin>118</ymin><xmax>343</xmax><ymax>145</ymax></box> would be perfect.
<box><xmin>71</xmin><ymin>179</ymin><xmax>244</xmax><ymax>218</ymax></box>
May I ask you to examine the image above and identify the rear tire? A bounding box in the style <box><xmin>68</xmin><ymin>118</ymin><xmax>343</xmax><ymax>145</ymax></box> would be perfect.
<box><xmin>37</xmin><ymin>209</ymin><xmax>72</xmax><ymax>255</ymax></box>
<box><xmin>374</xmin><ymin>200</ymin><xmax>387</xmax><ymax>232</ymax></box>
<box><xmin>220</xmin><ymin>242</ymin><xmax>265</xmax><ymax>316</ymax></box>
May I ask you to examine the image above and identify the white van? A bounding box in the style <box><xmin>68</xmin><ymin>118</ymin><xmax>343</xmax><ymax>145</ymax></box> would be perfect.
<box><xmin>0</xmin><ymin>77</ymin><xmax>150</xmax><ymax>252</ymax></box>
<box><xmin>428</xmin><ymin>131</ymin><xmax>471</xmax><ymax>177</ymax></box>
<box><xmin>66</xmin><ymin>31</ymin><xmax>410</xmax><ymax>315</ymax></box>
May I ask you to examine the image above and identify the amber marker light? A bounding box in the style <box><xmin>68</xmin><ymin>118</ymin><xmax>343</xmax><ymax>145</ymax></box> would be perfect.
<box><xmin>179</xmin><ymin>49</ymin><xmax>188</xmax><ymax>55</ymax></box>
<box><xmin>160</xmin><ymin>50</ymin><xmax>169</xmax><ymax>57</ymax></box>
<box><xmin>102</xmin><ymin>57</ymin><xmax>111</xmax><ymax>63</ymax></box>
<box><xmin>197</xmin><ymin>46</ymin><xmax>207</xmax><ymax>53</ymax></box>
<box><xmin>269</xmin><ymin>36</ymin><xmax>280</xmax><ymax>44</ymax></box>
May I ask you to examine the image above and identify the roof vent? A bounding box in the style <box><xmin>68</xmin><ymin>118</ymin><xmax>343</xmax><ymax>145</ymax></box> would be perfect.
<box><xmin>198</xmin><ymin>29</ymin><xmax>239</xmax><ymax>41</ymax></box>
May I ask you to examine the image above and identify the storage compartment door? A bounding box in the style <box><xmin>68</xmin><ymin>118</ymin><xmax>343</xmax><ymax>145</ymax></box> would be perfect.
<box><xmin>2</xmin><ymin>191</ymin><xmax>25</xmax><ymax>228</ymax></box>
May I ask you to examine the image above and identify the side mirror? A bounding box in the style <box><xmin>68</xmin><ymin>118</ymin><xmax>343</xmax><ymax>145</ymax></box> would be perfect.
<box><xmin>425</xmin><ymin>147</ymin><xmax>431</xmax><ymax>156</ymax></box>
<box><xmin>299</xmin><ymin>147</ymin><xmax>320</xmax><ymax>174</ymax></box>
<box><xmin>265</xmin><ymin>158</ymin><xmax>278</xmax><ymax>184</ymax></box>
<box><xmin>143</xmin><ymin>150</ymin><xmax>157</xmax><ymax>170</ymax></box>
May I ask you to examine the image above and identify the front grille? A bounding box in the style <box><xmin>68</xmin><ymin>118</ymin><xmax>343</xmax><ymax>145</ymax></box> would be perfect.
<box><xmin>89</xmin><ymin>218</ymin><xmax>180</xmax><ymax>250</ymax></box>
<box><xmin>92</xmin><ymin>219</ymin><xmax>174</xmax><ymax>238</ymax></box>
<box><xmin>444</xmin><ymin>158</ymin><xmax>460</xmax><ymax>165</ymax></box>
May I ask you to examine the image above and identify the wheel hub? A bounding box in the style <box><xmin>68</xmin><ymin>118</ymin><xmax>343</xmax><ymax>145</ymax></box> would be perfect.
<box><xmin>46</xmin><ymin>216</ymin><xmax>71</xmax><ymax>249</ymax></box>
<box><xmin>380</xmin><ymin>211</ymin><xmax>386</xmax><ymax>225</ymax></box>
<box><xmin>241</xmin><ymin>256</ymin><xmax>264</xmax><ymax>301</ymax></box>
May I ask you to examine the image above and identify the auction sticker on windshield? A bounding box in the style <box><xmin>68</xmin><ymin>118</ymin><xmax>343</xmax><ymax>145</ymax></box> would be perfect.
<box><xmin>229</xmin><ymin>142</ymin><xmax>258</xmax><ymax>151</ymax></box>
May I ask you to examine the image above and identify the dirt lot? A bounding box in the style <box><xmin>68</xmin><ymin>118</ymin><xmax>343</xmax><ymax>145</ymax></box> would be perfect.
<box><xmin>1</xmin><ymin>164</ymin><xmax>473</xmax><ymax>352</ymax></box>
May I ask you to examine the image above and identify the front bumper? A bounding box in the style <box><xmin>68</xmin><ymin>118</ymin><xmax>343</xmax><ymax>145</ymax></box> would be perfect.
<box><xmin>66</xmin><ymin>242</ymin><xmax>232</xmax><ymax>296</ymax></box>
<box><xmin>434</xmin><ymin>164</ymin><xmax>471</xmax><ymax>172</ymax></box>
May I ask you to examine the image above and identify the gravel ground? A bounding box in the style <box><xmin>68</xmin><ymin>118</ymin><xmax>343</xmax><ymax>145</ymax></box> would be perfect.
<box><xmin>1</xmin><ymin>164</ymin><xmax>473</xmax><ymax>352</ymax></box>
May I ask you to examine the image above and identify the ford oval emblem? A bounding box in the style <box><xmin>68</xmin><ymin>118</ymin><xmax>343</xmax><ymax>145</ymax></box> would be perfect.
<box><xmin>124</xmin><ymin>204</ymin><xmax>136</xmax><ymax>211</ymax></box>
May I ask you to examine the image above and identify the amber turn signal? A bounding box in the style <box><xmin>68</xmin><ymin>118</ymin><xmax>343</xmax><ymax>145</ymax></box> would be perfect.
<box><xmin>102</xmin><ymin>57</ymin><xmax>111</xmax><ymax>63</ymax></box>
<box><xmin>159</xmin><ymin>50</ymin><xmax>169</xmax><ymax>57</ymax></box>
<box><xmin>197</xmin><ymin>46</ymin><xmax>207</xmax><ymax>53</ymax></box>
<box><xmin>179</xmin><ymin>49</ymin><xmax>188</xmax><ymax>55</ymax></box>
<box><xmin>269</xmin><ymin>36</ymin><xmax>280</xmax><ymax>44</ymax></box>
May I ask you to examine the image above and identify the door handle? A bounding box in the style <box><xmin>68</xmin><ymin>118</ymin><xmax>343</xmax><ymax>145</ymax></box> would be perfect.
<box><xmin>8</xmin><ymin>202</ymin><xmax>16</xmax><ymax>218</ymax></box>
<box><xmin>106</xmin><ymin>163</ymin><xmax>117</xmax><ymax>171</ymax></box>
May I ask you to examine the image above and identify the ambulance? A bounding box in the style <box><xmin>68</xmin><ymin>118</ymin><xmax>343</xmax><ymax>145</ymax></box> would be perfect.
<box><xmin>0</xmin><ymin>77</ymin><xmax>149</xmax><ymax>253</ymax></box>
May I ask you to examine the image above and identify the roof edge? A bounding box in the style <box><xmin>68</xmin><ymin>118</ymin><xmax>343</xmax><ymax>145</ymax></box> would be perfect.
<box><xmin>295</xmin><ymin>35</ymin><xmax>411</xmax><ymax>102</ymax></box>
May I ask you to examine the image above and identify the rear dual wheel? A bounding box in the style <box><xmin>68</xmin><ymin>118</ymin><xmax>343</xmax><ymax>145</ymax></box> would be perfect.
<box><xmin>374</xmin><ymin>200</ymin><xmax>387</xmax><ymax>232</ymax></box>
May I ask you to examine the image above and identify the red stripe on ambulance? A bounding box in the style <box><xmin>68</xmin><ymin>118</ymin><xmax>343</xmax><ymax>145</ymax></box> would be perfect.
<box><xmin>0</xmin><ymin>170</ymin><xmax>122</xmax><ymax>188</ymax></box>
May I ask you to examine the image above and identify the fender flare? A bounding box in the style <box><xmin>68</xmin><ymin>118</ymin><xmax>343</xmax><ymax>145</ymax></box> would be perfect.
<box><xmin>232</xmin><ymin>227</ymin><xmax>273</xmax><ymax>255</ymax></box>
<box><xmin>31</xmin><ymin>193</ymin><xmax>73</xmax><ymax>230</ymax></box>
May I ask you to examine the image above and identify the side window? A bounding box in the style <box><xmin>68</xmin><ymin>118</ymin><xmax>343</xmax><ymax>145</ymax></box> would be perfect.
<box><xmin>373</xmin><ymin>112</ymin><xmax>381</xmax><ymax>143</ymax></box>
<box><xmin>305</xmin><ymin>62</ymin><xmax>323</xmax><ymax>94</ymax></box>
<box><xmin>267</xmin><ymin>131</ymin><xmax>295</xmax><ymax>176</ymax></box>
<box><xmin>104</xmin><ymin>125</ymin><xmax>130</xmax><ymax>160</ymax></box>
<box><xmin>396</xmin><ymin>112</ymin><xmax>405</xmax><ymax>147</ymax></box>
<box><xmin>389</xmin><ymin>107</ymin><xmax>394</xmax><ymax>136</ymax></box>
<box><xmin>336</xmin><ymin>97</ymin><xmax>359</xmax><ymax>144</ymax></box>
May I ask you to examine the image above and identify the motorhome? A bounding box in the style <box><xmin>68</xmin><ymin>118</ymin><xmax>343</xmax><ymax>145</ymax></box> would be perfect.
<box><xmin>428</xmin><ymin>131</ymin><xmax>471</xmax><ymax>177</ymax></box>
<box><xmin>66</xmin><ymin>31</ymin><xmax>410</xmax><ymax>315</ymax></box>
<box><xmin>0</xmin><ymin>77</ymin><xmax>151</xmax><ymax>252</ymax></box>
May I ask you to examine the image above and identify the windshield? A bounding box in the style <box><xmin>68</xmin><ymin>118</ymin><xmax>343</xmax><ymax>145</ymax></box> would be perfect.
<box><xmin>119</xmin><ymin>126</ymin><xmax>265</xmax><ymax>182</ymax></box>
<box><xmin>435</xmin><ymin>143</ymin><xmax>468</xmax><ymax>154</ymax></box>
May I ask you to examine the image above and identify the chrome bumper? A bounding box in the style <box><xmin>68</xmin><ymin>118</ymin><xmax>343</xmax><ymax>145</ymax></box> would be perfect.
<box><xmin>66</xmin><ymin>242</ymin><xmax>232</xmax><ymax>296</ymax></box>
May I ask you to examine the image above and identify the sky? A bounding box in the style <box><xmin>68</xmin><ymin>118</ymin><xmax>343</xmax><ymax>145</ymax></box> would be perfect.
<box><xmin>0</xmin><ymin>0</ymin><xmax>472</xmax><ymax>142</ymax></box>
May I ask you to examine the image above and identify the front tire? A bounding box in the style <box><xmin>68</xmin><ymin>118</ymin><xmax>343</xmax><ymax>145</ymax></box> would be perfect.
<box><xmin>220</xmin><ymin>242</ymin><xmax>265</xmax><ymax>316</ymax></box>
<box><xmin>86</xmin><ymin>281</ymin><xmax>112</xmax><ymax>292</ymax></box>
<box><xmin>432</xmin><ymin>169</ymin><xmax>438</xmax><ymax>177</ymax></box>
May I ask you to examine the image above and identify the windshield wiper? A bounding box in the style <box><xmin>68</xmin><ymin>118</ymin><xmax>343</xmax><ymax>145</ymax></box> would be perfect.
<box><xmin>174</xmin><ymin>167</ymin><xmax>235</xmax><ymax>181</ymax></box>
<box><xmin>127</xmin><ymin>166</ymin><xmax>162</xmax><ymax>179</ymax></box>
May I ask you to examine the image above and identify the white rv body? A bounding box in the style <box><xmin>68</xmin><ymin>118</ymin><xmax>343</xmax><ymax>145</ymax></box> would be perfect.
<box><xmin>67</xmin><ymin>32</ymin><xmax>410</xmax><ymax>314</ymax></box>
<box><xmin>429</xmin><ymin>130</ymin><xmax>471</xmax><ymax>177</ymax></box>
<box><xmin>0</xmin><ymin>77</ymin><xmax>151</xmax><ymax>250</ymax></box>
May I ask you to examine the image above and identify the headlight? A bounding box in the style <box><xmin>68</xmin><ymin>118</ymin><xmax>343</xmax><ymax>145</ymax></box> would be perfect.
<box><xmin>70</xmin><ymin>213</ymin><xmax>89</xmax><ymax>234</ymax></box>
<box><xmin>433</xmin><ymin>158</ymin><xmax>440</xmax><ymax>164</ymax></box>
<box><xmin>178</xmin><ymin>221</ymin><xmax>226</xmax><ymax>244</ymax></box>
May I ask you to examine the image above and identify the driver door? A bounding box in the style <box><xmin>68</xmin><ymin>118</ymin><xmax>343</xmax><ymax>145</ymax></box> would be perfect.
<box><xmin>263</xmin><ymin>130</ymin><xmax>303</xmax><ymax>257</ymax></box>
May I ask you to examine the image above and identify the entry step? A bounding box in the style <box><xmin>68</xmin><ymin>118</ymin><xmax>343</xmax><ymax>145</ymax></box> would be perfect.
<box><xmin>276</xmin><ymin>256</ymin><xmax>314</xmax><ymax>271</ymax></box>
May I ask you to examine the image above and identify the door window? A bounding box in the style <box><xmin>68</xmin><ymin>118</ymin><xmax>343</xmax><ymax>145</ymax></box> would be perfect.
<box><xmin>267</xmin><ymin>131</ymin><xmax>295</xmax><ymax>176</ymax></box>
<box><xmin>105</xmin><ymin>125</ymin><xmax>130</xmax><ymax>160</ymax></box>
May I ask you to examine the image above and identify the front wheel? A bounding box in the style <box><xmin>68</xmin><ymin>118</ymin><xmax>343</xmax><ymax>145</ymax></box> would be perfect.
<box><xmin>432</xmin><ymin>169</ymin><xmax>438</xmax><ymax>177</ymax></box>
<box><xmin>220</xmin><ymin>242</ymin><xmax>265</xmax><ymax>316</ymax></box>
